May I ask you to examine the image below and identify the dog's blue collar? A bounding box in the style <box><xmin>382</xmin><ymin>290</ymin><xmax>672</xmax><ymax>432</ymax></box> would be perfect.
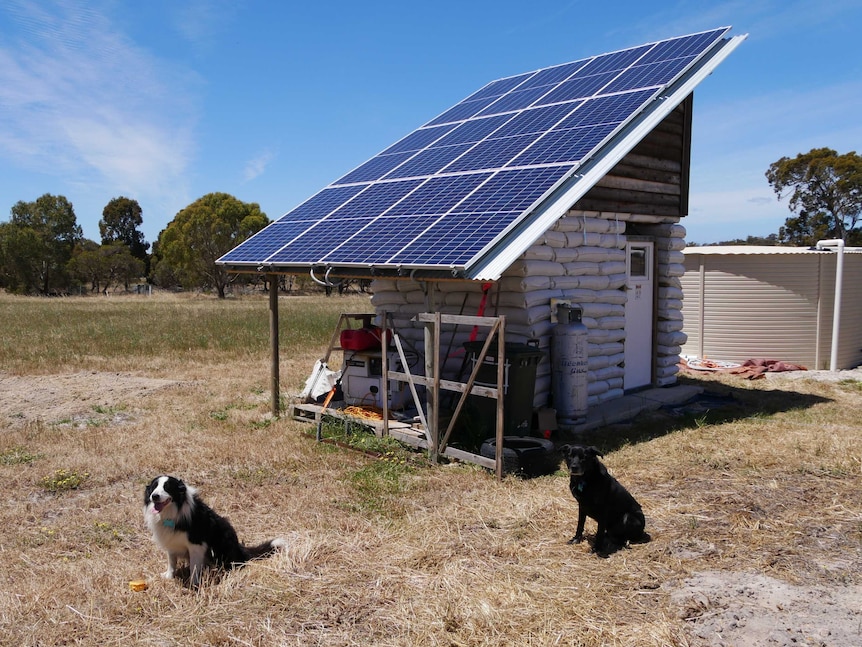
<box><xmin>162</xmin><ymin>519</ymin><xmax>176</xmax><ymax>529</ymax></box>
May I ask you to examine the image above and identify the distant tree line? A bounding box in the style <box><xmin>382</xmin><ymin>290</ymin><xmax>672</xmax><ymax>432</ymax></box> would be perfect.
<box><xmin>0</xmin><ymin>192</ymin><xmax>323</xmax><ymax>298</ymax></box>
<box><xmin>4</xmin><ymin>148</ymin><xmax>860</xmax><ymax>294</ymax></box>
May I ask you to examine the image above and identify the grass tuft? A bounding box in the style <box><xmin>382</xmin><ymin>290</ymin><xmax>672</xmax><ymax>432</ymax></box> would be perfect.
<box><xmin>40</xmin><ymin>468</ymin><xmax>90</xmax><ymax>492</ymax></box>
<box><xmin>0</xmin><ymin>445</ymin><xmax>42</xmax><ymax>465</ymax></box>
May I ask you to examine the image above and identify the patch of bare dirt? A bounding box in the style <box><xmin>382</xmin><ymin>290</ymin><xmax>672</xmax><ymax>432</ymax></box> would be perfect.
<box><xmin>669</xmin><ymin>570</ymin><xmax>862</xmax><ymax>646</ymax></box>
<box><xmin>0</xmin><ymin>371</ymin><xmax>183</xmax><ymax>426</ymax></box>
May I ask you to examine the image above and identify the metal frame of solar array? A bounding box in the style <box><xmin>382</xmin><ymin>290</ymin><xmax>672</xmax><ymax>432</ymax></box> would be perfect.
<box><xmin>219</xmin><ymin>27</ymin><xmax>732</xmax><ymax>278</ymax></box>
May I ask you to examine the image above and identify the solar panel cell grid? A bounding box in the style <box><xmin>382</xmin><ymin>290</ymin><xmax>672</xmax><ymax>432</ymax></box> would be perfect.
<box><xmin>278</xmin><ymin>185</ymin><xmax>367</xmax><ymax>221</ymax></box>
<box><xmin>476</xmin><ymin>85</ymin><xmax>557</xmax><ymax>117</ymax></box>
<box><xmin>392</xmin><ymin>211</ymin><xmax>517</xmax><ymax>266</ymax></box>
<box><xmin>219</xmin><ymin>27</ymin><xmax>732</xmax><ymax>272</ymax></box>
<box><xmin>433</xmin><ymin>114</ymin><xmax>512</xmax><ymax>147</ymax></box>
<box><xmin>493</xmin><ymin>102</ymin><xmax>583</xmax><ymax>138</ymax></box>
<box><xmin>462</xmin><ymin>72</ymin><xmax>534</xmax><ymax>102</ymax></box>
<box><xmin>385</xmin><ymin>173</ymin><xmax>492</xmax><ymax>216</ymax></box>
<box><xmin>323</xmin><ymin>214</ymin><xmax>440</xmax><ymax>264</ymax></box>
<box><xmin>426</xmin><ymin>96</ymin><xmax>499</xmax><ymax>126</ymax></box>
<box><xmin>534</xmin><ymin>70</ymin><xmax>619</xmax><ymax>106</ymax></box>
<box><xmin>328</xmin><ymin>179</ymin><xmax>423</xmax><ymax>219</ymax></box>
<box><xmin>453</xmin><ymin>166</ymin><xmax>570</xmax><ymax>213</ymax></box>
<box><xmin>379</xmin><ymin>123</ymin><xmax>458</xmax><ymax>155</ymax></box>
<box><xmin>509</xmin><ymin>124</ymin><xmax>614</xmax><ymax>167</ymax></box>
<box><xmin>383</xmin><ymin>143</ymin><xmax>475</xmax><ymax>179</ymax></box>
<box><xmin>518</xmin><ymin>60</ymin><xmax>592</xmax><ymax>90</ymax></box>
<box><xmin>575</xmin><ymin>45</ymin><xmax>650</xmax><ymax>77</ymax></box>
<box><xmin>219</xmin><ymin>221</ymin><xmax>309</xmax><ymax>262</ymax></box>
<box><xmin>603</xmin><ymin>57</ymin><xmax>693</xmax><ymax>94</ymax></box>
<box><xmin>334</xmin><ymin>151</ymin><xmax>414</xmax><ymax>185</ymax></box>
<box><xmin>269</xmin><ymin>218</ymin><xmax>376</xmax><ymax>263</ymax></box>
<box><xmin>443</xmin><ymin>132</ymin><xmax>543</xmax><ymax>173</ymax></box>
<box><xmin>555</xmin><ymin>89</ymin><xmax>654</xmax><ymax>129</ymax></box>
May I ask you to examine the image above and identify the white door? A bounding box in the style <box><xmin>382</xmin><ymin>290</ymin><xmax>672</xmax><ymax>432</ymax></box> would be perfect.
<box><xmin>624</xmin><ymin>241</ymin><xmax>654</xmax><ymax>390</ymax></box>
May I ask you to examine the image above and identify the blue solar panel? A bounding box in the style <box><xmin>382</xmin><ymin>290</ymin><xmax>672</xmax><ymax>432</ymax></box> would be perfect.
<box><xmin>476</xmin><ymin>85</ymin><xmax>556</xmax><ymax>116</ymax></box>
<box><xmin>323</xmin><ymin>214</ymin><xmax>441</xmax><ymax>265</ymax></box>
<box><xmin>380</xmin><ymin>123</ymin><xmax>458</xmax><ymax>155</ymax></box>
<box><xmin>390</xmin><ymin>211</ymin><xmax>517</xmax><ymax>267</ymax></box>
<box><xmin>493</xmin><ymin>102</ymin><xmax>583</xmax><ymax>137</ymax></box>
<box><xmin>220</xmin><ymin>27</ymin><xmax>733</xmax><ymax>273</ymax></box>
<box><xmin>219</xmin><ymin>221</ymin><xmax>312</xmax><ymax>263</ymax></box>
<box><xmin>385</xmin><ymin>173</ymin><xmax>493</xmax><ymax>216</ymax></box>
<box><xmin>509</xmin><ymin>125</ymin><xmax>614</xmax><ymax>166</ymax></box>
<box><xmin>433</xmin><ymin>114</ymin><xmax>512</xmax><ymax>147</ymax></box>
<box><xmin>555</xmin><ymin>90</ymin><xmax>653</xmax><ymax>129</ymax></box>
<box><xmin>518</xmin><ymin>60</ymin><xmax>591</xmax><ymax>90</ymax></box>
<box><xmin>452</xmin><ymin>166</ymin><xmax>570</xmax><ymax>213</ymax></box>
<box><xmin>328</xmin><ymin>179</ymin><xmax>423</xmax><ymax>218</ymax></box>
<box><xmin>335</xmin><ymin>152</ymin><xmax>413</xmax><ymax>184</ymax></box>
<box><xmin>464</xmin><ymin>73</ymin><xmax>534</xmax><ymax>102</ymax></box>
<box><xmin>269</xmin><ymin>218</ymin><xmax>376</xmax><ymax>264</ymax></box>
<box><xmin>443</xmin><ymin>133</ymin><xmax>543</xmax><ymax>173</ymax></box>
<box><xmin>382</xmin><ymin>143</ymin><xmax>474</xmax><ymax>179</ymax></box>
<box><xmin>275</xmin><ymin>185</ymin><xmax>366</xmax><ymax>222</ymax></box>
<box><xmin>534</xmin><ymin>71</ymin><xmax>619</xmax><ymax>105</ymax></box>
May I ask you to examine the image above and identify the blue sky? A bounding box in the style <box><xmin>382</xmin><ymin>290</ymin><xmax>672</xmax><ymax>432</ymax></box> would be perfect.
<box><xmin>1</xmin><ymin>0</ymin><xmax>860</xmax><ymax>247</ymax></box>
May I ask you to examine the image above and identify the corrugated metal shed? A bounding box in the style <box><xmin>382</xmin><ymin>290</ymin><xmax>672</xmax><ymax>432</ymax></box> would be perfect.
<box><xmin>681</xmin><ymin>246</ymin><xmax>862</xmax><ymax>370</ymax></box>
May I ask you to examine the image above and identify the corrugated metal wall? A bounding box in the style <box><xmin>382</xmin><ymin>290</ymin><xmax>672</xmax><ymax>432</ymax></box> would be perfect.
<box><xmin>835</xmin><ymin>254</ymin><xmax>862</xmax><ymax>370</ymax></box>
<box><xmin>681</xmin><ymin>250</ymin><xmax>862</xmax><ymax>370</ymax></box>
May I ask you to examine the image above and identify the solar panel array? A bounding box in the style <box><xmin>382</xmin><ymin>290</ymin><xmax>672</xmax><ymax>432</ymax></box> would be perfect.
<box><xmin>220</xmin><ymin>27</ymin><xmax>731</xmax><ymax>272</ymax></box>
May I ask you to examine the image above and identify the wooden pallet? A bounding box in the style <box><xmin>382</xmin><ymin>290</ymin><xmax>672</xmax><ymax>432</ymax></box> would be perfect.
<box><xmin>291</xmin><ymin>402</ymin><xmax>494</xmax><ymax>469</ymax></box>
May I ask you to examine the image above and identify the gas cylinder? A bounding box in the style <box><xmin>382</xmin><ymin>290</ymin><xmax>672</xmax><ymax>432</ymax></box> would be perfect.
<box><xmin>552</xmin><ymin>304</ymin><xmax>589</xmax><ymax>424</ymax></box>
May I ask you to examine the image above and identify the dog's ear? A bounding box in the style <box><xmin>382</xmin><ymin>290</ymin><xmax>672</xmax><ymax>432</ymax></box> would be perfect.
<box><xmin>143</xmin><ymin>480</ymin><xmax>154</xmax><ymax>504</ymax></box>
<box><xmin>587</xmin><ymin>446</ymin><xmax>604</xmax><ymax>458</ymax></box>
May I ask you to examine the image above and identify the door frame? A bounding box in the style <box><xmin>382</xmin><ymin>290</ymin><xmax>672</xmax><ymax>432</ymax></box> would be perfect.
<box><xmin>624</xmin><ymin>237</ymin><xmax>656</xmax><ymax>391</ymax></box>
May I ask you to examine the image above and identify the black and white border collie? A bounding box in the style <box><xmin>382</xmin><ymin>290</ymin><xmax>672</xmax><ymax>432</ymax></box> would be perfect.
<box><xmin>143</xmin><ymin>475</ymin><xmax>286</xmax><ymax>588</ymax></box>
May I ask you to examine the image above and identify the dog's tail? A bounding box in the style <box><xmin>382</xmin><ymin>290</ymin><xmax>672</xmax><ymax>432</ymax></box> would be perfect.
<box><xmin>242</xmin><ymin>537</ymin><xmax>287</xmax><ymax>562</ymax></box>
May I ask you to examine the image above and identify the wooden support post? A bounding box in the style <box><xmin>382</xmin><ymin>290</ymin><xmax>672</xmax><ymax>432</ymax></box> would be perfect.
<box><xmin>268</xmin><ymin>274</ymin><xmax>280</xmax><ymax>417</ymax></box>
<box><xmin>432</xmin><ymin>312</ymin><xmax>442</xmax><ymax>460</ymax></box>
<box><xmin>381</xmin><ymin>312</ymin><xmax>389</xmax><ymax>437</ymax></box>
<box><xmin>424</xmin><ymin>315</ymin><xmax>437</xmax><ymax>463</ymax></box>
<box><xmin>495</xmin><ymin>318</ymin><xmax>505</xmax><ymax>480</ymax></box>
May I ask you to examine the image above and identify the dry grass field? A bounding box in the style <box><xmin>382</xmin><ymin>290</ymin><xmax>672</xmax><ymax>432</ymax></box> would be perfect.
<box><xmin>0</xmin><ymin>291</ymin><xmax>860</xmax><ymax>646</ymax></box>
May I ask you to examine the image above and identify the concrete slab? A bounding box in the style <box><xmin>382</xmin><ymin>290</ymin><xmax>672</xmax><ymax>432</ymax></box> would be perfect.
<box><xmin>561</xmin><ymin>384</ymin><xmax>703</xmax><ymax>433</ymax></box>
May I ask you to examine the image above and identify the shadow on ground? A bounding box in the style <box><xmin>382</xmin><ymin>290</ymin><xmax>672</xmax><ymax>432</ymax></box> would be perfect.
<box><xmin>561</xmin><ymin>374</ymin><xmax>833</xmax><ymax>454</ymax></box>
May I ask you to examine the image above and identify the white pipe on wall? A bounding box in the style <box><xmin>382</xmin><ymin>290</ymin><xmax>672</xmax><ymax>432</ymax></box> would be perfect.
<box><xmin>815</xmin><ymin>239</ymin><xmax>845</xmax><ymax>371</ymax></box>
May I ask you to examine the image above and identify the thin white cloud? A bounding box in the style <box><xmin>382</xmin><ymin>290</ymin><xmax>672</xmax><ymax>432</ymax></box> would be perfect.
<box><xmin>607</xmin><ymin>0</ymin><xmax>862</xmax><ymax>49</ymax></box>
<box><xmin>0</xmin><ymin>0</ymin><xmax>198</xmax><ymax>216</ymax></box>
<box><xmin>168</xmin><ymin>0</ymin><xmax>239</xmax><ymax>53</ymax></box>
<box><xmin>686</xmin><ymin>184</ymin><xmax>790</xmax><ymax>243</ymax></box>
<box><xmin>695</xmin><ymin>79</ymin><xmax>862</xmax><ymax>154</ymax></box>
<box><xmin>243</xmin><ymin>149</ymin><xmax>276</xmax><ymax>183</ymax></box>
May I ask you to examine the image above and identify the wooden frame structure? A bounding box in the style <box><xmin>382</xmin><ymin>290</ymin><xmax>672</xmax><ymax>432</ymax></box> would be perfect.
<box><xmin>291</xmin><ymin>311</ymin><xmax>510</xmax><ymax>479</ymax></box>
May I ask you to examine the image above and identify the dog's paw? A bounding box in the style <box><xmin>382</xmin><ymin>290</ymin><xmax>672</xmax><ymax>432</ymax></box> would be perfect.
<box><xmin>567</xmin><ymin>535</ymin><xmax>583</xmax><ymax>545</ymax></box>
<box><xmin>593</xmin><ymin>549</ymin><xmax>611</xmax><ymax>559</ymax></box>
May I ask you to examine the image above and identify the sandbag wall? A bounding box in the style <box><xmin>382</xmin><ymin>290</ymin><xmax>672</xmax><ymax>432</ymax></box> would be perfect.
<box><xmin>369</xmin><ymin>210</ymin><xmax>687</xmax><ymax>413</ymax></box>
<box><xmin>650</xmin><ymin>220</ymin><xmax>688</xmax><ymax>386</ymax></box>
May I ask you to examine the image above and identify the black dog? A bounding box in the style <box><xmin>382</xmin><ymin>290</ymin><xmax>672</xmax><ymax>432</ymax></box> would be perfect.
<box><xmin>144</xmin><ymin>475</ymin><xmax>286</xmax><ymax>588</ymax></box>
<box><xmin>561</xmin><ymin>445</ymin><xmax>647</xmax><ymax>554</ymax></box>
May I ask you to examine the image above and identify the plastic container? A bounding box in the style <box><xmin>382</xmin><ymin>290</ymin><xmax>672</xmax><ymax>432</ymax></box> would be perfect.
<box><xmin>340</xmin><ymin>327</ymin><xmax>384</xmax><ymax>351</ymax></box>
<box><xmin>463</xmin><ymin>341</ymin><xmax>544</xmax><ymax>436</ymax></box>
